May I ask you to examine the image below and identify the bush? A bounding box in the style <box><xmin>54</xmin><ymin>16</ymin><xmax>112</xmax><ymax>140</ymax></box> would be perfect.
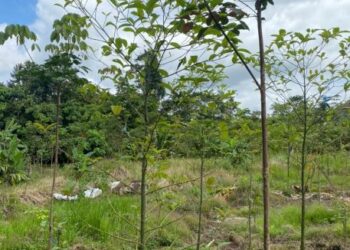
<box><xmin>0</xmin><ymin>121</ymin><xmax>28</xmax><ymax>185</ymax></box>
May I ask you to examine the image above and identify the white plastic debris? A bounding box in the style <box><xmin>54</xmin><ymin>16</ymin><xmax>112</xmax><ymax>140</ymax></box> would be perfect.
<box><xmin>109</xmin><ymin>181</ymin><xmax>121</xmax><ymax>191</ymax></box>
<box><xmin>84</xmin><ymin>188</ymin><xmax>102</xmax><ymax>198</ymax></box>
<box><xmin>53</xmin><ymin>193</ymin><xmax>78</xmax><ymax>201</ymax></box>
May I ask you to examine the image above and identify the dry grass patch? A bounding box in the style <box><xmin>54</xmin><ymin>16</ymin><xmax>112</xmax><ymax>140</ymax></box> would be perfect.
<box><xmin>15</xmin><ymin>175</ymin><xmax>66</xmax><ymax>205</ymax></box>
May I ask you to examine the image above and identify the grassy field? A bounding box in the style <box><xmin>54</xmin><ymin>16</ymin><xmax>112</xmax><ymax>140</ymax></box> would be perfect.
<box><xmin>0</xmin><ymin>153</ymin><xmax>349</xmax><ymax>249</ymax></box>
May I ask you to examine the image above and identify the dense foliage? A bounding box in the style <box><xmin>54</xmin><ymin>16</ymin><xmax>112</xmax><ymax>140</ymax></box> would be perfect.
<box><xmin>0</xmin><ymin>55</ymin><xmax>348</xmax><ymax>168</ymax></box>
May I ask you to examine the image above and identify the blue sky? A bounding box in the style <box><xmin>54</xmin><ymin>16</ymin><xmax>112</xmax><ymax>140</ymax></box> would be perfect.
<box><xmin>0</xmin><ymin>0</ymin><xmax>37</xmax><ymax>25</ymax></box>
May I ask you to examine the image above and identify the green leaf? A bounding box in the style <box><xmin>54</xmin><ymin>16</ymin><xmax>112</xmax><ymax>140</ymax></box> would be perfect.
<box><xmin>102</xmin><ymin>45</ymin><xmax>112</xmax><ymax>56</ymax></box>
<box><xmin>176</xmin><ymin>0</ymin><xmax>186</xmax><ymax>7</ymax></box>
<box><xmin>170</xmin><ymin>42</ymin><xmax>181</xmax><ymax>49</ymax></box>
<box><xmin>261</xmin><ymin>0</ymin><xmax>274</xmax><ymax>9</ymax></box>
<box><xmin>110</xmin><ymin>0</ymin><xmax>117</xmax><ymax>6</ymax></box>
<box><xmin>132</xmin><ymin>0</ymin><xmax>145</xmax><ymax>19</ymax></box>
<box><xmin>123</xmin><ymin>27</ymin><xmax>135</xmax><ymax>33</ymax></box>
<box><xmin>206</xmin><ymin>176</ymin><xmax>216</xmax><ymax>186</ymax></box>
<box><xmin>145</xmin><ymin>0</ymin><xmax>157</xmax><ymax>15</ymax></box>
<box><xmin>218</xmin><ymin>121</ymin><xmax>229</xmax><ymax>140</ymax></box>
<box><xmin>0</xmin><ymin>25</ymin><xmax>36</xmax><ymax>45</ymax></box>
<box><xmin>30</xmin><ymin>43</ymin><xmax>40</xmax><ymax>51</ymax></box>
<box><xmin>115</xmin><ymin>38</ymin><xmax>128</xmax><ymax>50</ymax></box>
<box><xmin>177</xmin><ymin>57</ymin><xmax>186</xmax><ymax>70</ymax></box>
<box><xmin>128</xmin><ymin>43</ymin><xmax>137</xmax><ymax>55</ymax></box>
<box><xmin>197</xmin><ymin>27</ymin><xmax>208</xmax><ymax>40</ymax></box>
<box><xmin>208</xmin><ymin>102</ymin><xmax>217</xmax><ymax>110</ymax></box>
<box><xmin>237</xmin><ymin>21</ymin><xmax>249</xmax><ymax>30</ymax></box>
<box><xmin>111</xmin><ymin>105</ymin><xmax>123</xmax><ymax>116</ymax></box>
<box><xmin>162</xmin><ymin>83</ymin><xmax>172</xmax><ymax>91</ymax></box>
<box><xmin>0</xmin><ymin>32</ymin><xmax>7</xmax><ymax>44</ymax></box>
<box><xmin>210</xmin><ymin>0</ymin><xmax>222</xmax><ymax>8</ymax></box>
<box><xmin>189</xmin><ymin>55</ymin><xmax>198</xmax><ymax>65</ymax></box>
<box><xmin>112</xmin><ymin>58</ymin><xmax>125</xmax><ymax>67</ymax></box>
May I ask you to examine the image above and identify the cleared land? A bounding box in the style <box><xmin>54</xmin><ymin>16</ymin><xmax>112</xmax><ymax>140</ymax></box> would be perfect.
<box><xmin>1</xmin><ymin>153</ymin><xmax>349</xmax><ymax>249</ymax></box>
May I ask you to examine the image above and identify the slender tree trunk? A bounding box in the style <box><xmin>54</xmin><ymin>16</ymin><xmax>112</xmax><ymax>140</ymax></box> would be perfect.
<box><xmin>344</xmin><ymin>207</ymin><xmax>348</xmax><ymax>245</ymax></box>
<box><xmin>248</xmin><ymin>164</ymin><xmax>253</xmax><ymax>250</ymax></box>
<box><xmin>256</xmin><ymin>2</ymin><xmax>270</xmax><ymax>249</ymax></box>
<box><xmin>51</xmin><ymin>146</ymin><xmax>54</xmax><ymax>167</ymax></box>
<box><xmin>300</xmin><ymin>88</ymin><xmax>308</xmax><ymax>250</ymax></box>
<box><xmin>326</xmin><ymin>154</ymin><xmax>330</xmax><ymax>179</ymax></box>
<box><xmin>48</xmin><ymin>85</ymin><xmax>60</xmax><ymax>250</ymax></box>
<box><xmin>139</xmin><ymin>92</ymin><xmax>149</xmax><ymax>250</ymax></box>
<box><xmin>140</xmin><ymin>155</ymin><xmax>147</xmax><ymax>250</ymax></box>
<box><xmin>318</xmin><ymin>159</ymin><xmax>321</xmax><ymax>203</ymax></box>
<box><xmin>345</xmin><ymin>153</ymin><xmax>349</xmax><ymax>245</ymax></box>
<box><xmin>40</xmin><ymin>153</ymin><xmax>43</xmax><ymax>174</ymax></box>
<box><xmin>287</xmin><ymin>143</ymin><xmax>291</xmax><ymax>182</ymax></box>
<box><xmin>196</xmin><ymin>153</ymin><xmax>205</xmax><ymax>250</ymax></box>
<box><xmin>300</xmin><ymin>127</ymin><xmax>307</xmax><ymax>250</ymax></box>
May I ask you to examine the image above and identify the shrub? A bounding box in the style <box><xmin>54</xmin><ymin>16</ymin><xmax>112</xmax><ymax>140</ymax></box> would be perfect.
<box><xmin>0</xmin><ymin>121</ymin><xmax>28</xmax><ymax>185</ymax></box>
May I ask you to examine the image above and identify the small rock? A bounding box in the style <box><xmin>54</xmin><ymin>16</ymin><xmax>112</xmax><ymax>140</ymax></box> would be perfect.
<box><xmin>109</xmin><ymin>181</ymin><xmax>121</xmax><ymax>190</ymax></box>
<box><xmin>130</xmin><ymin>180</ymin><xmax>142</xmax><ymax>193</ymax></box>
<box><xmin>110</xmin><ymin>181</ymin><xmax>131</xmax><ymax>195</ymax></box>
<box><xmin>223</xmin><ymin>234</ymin><xmax>244</xmax><ymax>249</ymax></box>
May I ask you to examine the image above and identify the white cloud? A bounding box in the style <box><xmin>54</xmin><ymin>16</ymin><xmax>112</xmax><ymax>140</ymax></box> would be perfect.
<box><xmin>227</xmin><ymin>0</ymin><xmax>350</xmax><ymax>110</ymax></box>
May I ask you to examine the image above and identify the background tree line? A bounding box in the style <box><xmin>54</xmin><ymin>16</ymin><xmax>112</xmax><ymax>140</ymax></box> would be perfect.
<box><xmin>0</xmin><ymin>54</ymin><xmax>349</xmax><ymax>179</ymax></box>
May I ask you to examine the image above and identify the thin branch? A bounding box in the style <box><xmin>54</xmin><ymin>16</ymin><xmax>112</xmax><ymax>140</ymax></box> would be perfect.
<box><xmin>203</xmin><ymin>0</ymin><xmax>261</xmax><ymax>90</ymax></box>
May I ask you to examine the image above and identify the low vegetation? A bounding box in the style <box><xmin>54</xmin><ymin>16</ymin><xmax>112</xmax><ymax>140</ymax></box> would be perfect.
<box><xmin>0</xmin><ymin>154</ymin><xmax>349</xmax><ymax>249</ymax></box>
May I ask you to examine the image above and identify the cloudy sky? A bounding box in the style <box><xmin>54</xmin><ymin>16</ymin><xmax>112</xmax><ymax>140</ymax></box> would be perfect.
<box><xmin>0</xmin><ymin>0</ymin><xmax>350</xmax><ymax>110</ymax></box>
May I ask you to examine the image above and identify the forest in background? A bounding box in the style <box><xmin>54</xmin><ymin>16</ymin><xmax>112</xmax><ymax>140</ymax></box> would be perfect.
<box><xmin>0</xmin><ymin>55</ymin><xmax>349</xmax><ymax>178</ymax></box>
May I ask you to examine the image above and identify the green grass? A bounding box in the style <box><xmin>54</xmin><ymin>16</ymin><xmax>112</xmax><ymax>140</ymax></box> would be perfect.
<box><xmin>0</xmin><ymin>195</ymin><xmax>139</xmax><ymax>250</ymax></box>
<box><xmin>0</xmin><ymin>205</ymin><xmax>47</xmax><ymax>250</ymax></box>
<box><xmin>0</xmin><ymin>192</ymin><xmax>193</xmax><ymax>249</ymax></box>
<box><xmin>256</xmin><ymin>203</ymin><xmax>344</xmax><ymax>240</ymax></box>
<box><xmin>1</xmin><ymin>154</ymin><xmax>350</xmax><ymax>249</ymax></box>
<box><xmin>55</xmin><ymin>195</ymin><xmax>139</xmax><ymax>247</ymax></box>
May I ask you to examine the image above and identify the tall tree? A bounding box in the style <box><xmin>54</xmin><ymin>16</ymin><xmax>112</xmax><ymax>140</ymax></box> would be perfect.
<box><xmin>265</xmin><ymin>28</ymin><xmax>350</xmax><ymax>250</ymax></box>
<box><xmin>54</xmin><ymin>1</ymin><xmax>228</xmax><ymax>248</ymax></box>
<box><xmin>178</xmin><ymin>1</ymin><xmax>274</xmax><ymax>248</ymax></box>
<box><xmin>255</xmin><ymin>1</ymin><xmax>270</xmax><ymax>248</ymax></box>
<box><xmin>41</xmin><ymin>53</ymin><xmax>86</xmax><ymax>250</ymax></box>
